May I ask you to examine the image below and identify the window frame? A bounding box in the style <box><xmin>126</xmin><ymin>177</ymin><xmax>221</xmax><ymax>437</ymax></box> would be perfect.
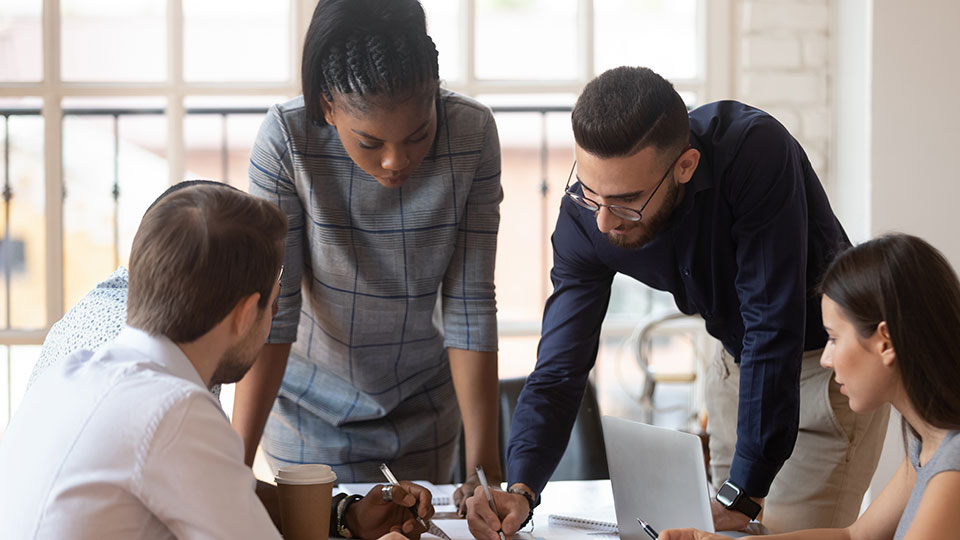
<box><xmin>0</xmin><ymin>0</ymin><xmax>731</xmax><ymax>342</ymax></box>
<box><xmin>442</xmin><ymin>0</ymin><xmax>730</xmax><ymax>102</ymax></box>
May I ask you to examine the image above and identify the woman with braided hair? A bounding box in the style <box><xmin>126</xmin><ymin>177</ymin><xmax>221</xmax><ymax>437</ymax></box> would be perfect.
<box><xmin>239</xmin><ymin>0</ymin><xmax>504</xmax><ymax>515</ymax></box>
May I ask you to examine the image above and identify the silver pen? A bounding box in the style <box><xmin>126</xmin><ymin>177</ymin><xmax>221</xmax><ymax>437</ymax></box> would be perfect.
<box><xmin>475</xmin><ymin>465</ymin><xmax>506</xmax><ymax>540</ymax></box>
<box><xmin>378</xmin><ymin>463</ymin><xmax>453</xmax><ymax>540</ymax></box>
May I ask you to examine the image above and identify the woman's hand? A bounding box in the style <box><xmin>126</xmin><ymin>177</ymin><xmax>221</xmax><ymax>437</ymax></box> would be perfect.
<box><xmin>454</xmin><ymin>470</ymin><xmax>502</xmax><ymax>516</ymax></box>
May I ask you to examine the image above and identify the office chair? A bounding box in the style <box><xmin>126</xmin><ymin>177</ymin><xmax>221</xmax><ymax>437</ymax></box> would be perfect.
<box><xmin>631</xmin><ymin>311</ymin><xmax>713</xmax><ymax>426</ymax></box>
<box><xmin>450</xmin><ymin>376</ymin><xmax>609</xmax><ymax>483</ymax></box>
<box><xmin>497</xmin><ymin>376</ymin><xmax>609</xmax><ymax>481</ymax></box>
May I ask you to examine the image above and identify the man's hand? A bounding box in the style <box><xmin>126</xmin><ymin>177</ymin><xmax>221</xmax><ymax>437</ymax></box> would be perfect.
<box><xmin>453</xmin><ymin>470</ymin><xmax>502</xmax><ymax>516</ymax></box>
<box><xmin>465</xmin><ymin>486</ymin><xmax>529</xmax><ymax>540</ymax></box>
<box><xmin>710</xmin><ymin>497</ymin><xmax>762</xmax><ymax>532</ymax></box>
<box><xmin>347</xmin><ymin>482</ymin><xmax>433</xmax><ymax>540</ymax></box>
<box><xmin>659</xmin><ymin>528</ymin><xmax>728</xmax><ymax>540</ymax></box>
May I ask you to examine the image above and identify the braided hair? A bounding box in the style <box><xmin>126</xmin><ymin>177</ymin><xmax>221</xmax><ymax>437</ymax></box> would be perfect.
<box><xmin>302</xmin><ymin>0</ymin><xmax>440</xmax><ymax>125</ymax></box>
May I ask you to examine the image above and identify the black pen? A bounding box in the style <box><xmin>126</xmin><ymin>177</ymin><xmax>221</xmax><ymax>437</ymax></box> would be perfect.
<box><xmin>637</xmin><ymin>517</ymin><xmax>659</xmax><ymax>539</ymax></box>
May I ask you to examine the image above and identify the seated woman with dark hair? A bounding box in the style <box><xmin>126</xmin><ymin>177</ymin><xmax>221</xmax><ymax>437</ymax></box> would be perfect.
<box><xmin>661</xmin><ymin>233</ymin><xmax>960</xmax><ymax>540</ymax></box>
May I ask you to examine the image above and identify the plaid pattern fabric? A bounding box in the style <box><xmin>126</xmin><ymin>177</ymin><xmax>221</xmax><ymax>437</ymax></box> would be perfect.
<box><xmin>248</xmin><ymin>90</ymin><xmax>501</xmax><ymax>482</ymax></box>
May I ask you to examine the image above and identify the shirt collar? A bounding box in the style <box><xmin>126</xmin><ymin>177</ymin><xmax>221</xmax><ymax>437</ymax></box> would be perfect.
<box><xmin>113</xmin><ymin>325</ymin><xmax>207</xmax><ymax>389</ymax></box>
<box><xmin>674</xmin><ymin>136</ymin><xmax>713</xmax><ymax>218</ymax></box>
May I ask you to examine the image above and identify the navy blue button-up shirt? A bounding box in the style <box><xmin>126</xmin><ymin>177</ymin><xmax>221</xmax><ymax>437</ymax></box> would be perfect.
<box><xmin>506</xmin><ymin>101</ymin><xmax>850</xmax><ymax>498</ymax></box>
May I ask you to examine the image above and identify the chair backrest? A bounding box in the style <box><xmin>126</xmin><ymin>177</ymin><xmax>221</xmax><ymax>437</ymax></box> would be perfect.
<box><xmin>497</xmin><ymin>376</ymin><xmax>609</xmax><ymax>481</ymax></box>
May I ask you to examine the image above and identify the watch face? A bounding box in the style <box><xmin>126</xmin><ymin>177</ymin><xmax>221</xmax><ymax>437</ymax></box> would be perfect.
<box><xmin>716</xmin><ymin>482</ymin><xmax>740</xmax><ymax>506</ymax></box>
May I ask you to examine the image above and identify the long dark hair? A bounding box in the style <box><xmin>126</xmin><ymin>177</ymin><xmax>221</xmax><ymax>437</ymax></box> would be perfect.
<box><xmin>820</xmin><ymin>233</ymin><xmax>960</xmax><ymax>432</ymax></box>
<box><xmin>301</xmin><ymin>0</ymin><xmax>440</xmax><ymax>125</ymax></box>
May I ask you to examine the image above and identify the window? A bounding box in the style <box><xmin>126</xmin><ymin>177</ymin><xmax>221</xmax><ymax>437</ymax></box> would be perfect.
<box><xmin>419</xmin><ymin>0</ymin><xmax>720</xmax><ymax>376</ymax></box>
<box><xmin>0</xmin><ymin>0</ymin><xmax>724</xmax><ymax>429</ymax></box>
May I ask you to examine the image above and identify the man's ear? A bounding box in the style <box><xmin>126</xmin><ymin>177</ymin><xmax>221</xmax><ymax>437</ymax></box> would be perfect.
<box><xmin>876</xmin><ymin>321</ymin><xmax>896</xmax><ymax>367</ymax></box>
<box><xmin>230</xmin><ymin>293</ymin><xmax>262</xmax><ymax>336</ymax></box>
<box><xmin>320</xmin><ymin>94</ymin><xmax>337</xmax><ymax>127</ymax></box>
<box><xmin>675</xmin><ymin>147</ymin><xmax>700</xmax><ymax>185</ymax></box>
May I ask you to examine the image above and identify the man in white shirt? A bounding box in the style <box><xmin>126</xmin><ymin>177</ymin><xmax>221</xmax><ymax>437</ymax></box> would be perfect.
<box><xmin>27</xmin><ymin>182</ymin><xmax>221</xmax><ymax>398</ymax></box>
<box><xmin>0</xmin><ymin>183</ymin><xmax>425</xmax><ymax>540</ymax></box>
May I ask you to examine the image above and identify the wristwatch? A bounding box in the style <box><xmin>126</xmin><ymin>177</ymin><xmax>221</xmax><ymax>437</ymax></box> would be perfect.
<box><xmin>715</xmin><ymin>479</ymin><xmax>761</xmax><ymax>520</ymax></box>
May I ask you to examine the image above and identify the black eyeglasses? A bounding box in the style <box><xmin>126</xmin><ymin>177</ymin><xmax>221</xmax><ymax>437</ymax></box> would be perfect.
<box><xmin>564</xmin><ymin>147</ymin><xmax>688</xmax><ymax>222</ymax></box>
<box><xmin>272</xmin><ymin>265</ymin><xmax>284</xmax><ymax>316</ymax></box>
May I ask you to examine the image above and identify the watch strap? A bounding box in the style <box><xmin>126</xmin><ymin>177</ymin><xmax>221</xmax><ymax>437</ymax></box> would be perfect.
<box><xmin>732</xmin><ymin>494</ymin><xmax>761</xmax><ymax>520</ymax></box>
<box><xmin>717</xmin><ymin>481</ymin><xmax>761</xmax><ymax>520</ymax></box>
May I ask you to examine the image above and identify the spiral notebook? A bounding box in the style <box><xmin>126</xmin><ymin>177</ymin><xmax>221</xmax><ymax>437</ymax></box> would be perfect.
<box><xmin>548</xmin><ymin>507</ymin><xmax>618</xmax><ymax>533</ymax></box>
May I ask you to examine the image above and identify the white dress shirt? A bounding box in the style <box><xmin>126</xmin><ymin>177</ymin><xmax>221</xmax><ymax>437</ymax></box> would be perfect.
<box><xmin>0</xmin><ymin>326</ymin><xmax>281</xmax><ymax>540</ymax></box>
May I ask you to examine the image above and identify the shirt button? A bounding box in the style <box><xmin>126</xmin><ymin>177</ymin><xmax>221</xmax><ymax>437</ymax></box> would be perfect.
<box><xmin>681</xmin><ymin>267</ymin><xmax>691</xmax><ymax>276</ymax></box>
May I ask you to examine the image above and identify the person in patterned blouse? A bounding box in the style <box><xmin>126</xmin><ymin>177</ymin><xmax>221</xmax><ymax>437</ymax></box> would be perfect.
<box><xmin>238</xmin><ymin>0</ymin><xmax>503</xmax><ymax>510</ymax></box>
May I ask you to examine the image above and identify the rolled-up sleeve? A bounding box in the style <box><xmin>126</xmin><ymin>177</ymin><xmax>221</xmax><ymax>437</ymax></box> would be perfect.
<box><xmin>249</xmin><ymin>106</ymin><xmax>304</xmax><ymax>344</ymax></box>
<box><xmin>726</xmin><ymin>119</ymin><xmax>809</xmax><ymax>497</ymax></box>
<box><xmin>506</xmin><ymin>200</ymin><xmax>615</xmax><ymax>497</ymax></box>
<box><xmin>441</xmin><ymin>110</ymin><xmax>502</xmax><ymax>352</ymax></box>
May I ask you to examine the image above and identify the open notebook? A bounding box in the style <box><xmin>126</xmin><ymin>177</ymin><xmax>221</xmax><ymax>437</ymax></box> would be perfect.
<box><xmin>338</xmin><ymin>481</ymin><xmax>456</xmax><ymax>506</ymax></box>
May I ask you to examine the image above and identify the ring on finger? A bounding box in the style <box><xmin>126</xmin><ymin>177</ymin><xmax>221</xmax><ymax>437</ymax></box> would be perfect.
<box><xmin>382</xmin><ymin>484</ymin><xmax>394</xmax><ymax>503</ymax></box>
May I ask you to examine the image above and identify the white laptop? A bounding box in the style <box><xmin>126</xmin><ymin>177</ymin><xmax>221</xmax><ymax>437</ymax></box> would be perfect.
<box><xmin>601</xmin><ymin>415</ymin><xmax>746</xmax><ymax>539</ymax></box>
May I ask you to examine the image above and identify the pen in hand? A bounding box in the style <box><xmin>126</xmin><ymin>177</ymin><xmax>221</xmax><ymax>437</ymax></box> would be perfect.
<box><xmin>637</xmin><ymin>517</ymin><xmax>659</xmax><ymax>539</ymax></box>
<box><xmin>475</xmin><ymin>465</ymin><xmax>506</xmax><ymax>540</ymax></box>
<box><xmin>378</xmin><ymin>463</ymin><xmax>427</xmax><ymax>527</ymax></box>
<box><xmin>378</xmin><ymin>463</ymin><xmax>453</xmax><ymax>540</ymax></box>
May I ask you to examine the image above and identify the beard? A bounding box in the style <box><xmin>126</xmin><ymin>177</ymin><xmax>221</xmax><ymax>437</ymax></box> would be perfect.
<box><xmin>604</xmin><ymin>179</ymin><xmax>679</xmax><ymax>250</ymax></box>
<box><xmin>209</xmin><ymin>327</ymin><xmax>262</xmax><ymax>387</ymax></box>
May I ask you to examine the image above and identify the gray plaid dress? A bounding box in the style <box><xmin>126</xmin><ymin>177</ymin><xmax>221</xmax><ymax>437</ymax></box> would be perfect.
<box><xmin>248</xmin><ymin>90</ymin><xmax>501</xmax><ymax>482</ymax></box>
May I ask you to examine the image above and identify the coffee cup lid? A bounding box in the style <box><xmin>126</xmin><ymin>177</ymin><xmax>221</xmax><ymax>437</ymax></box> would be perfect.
<box><xmin>275</xmin><ymin>464</ymin><xmax>338</xmax><ymax>485</ymax></box>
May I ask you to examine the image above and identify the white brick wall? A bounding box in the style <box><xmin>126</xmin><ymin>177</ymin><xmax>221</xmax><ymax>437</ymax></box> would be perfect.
<box><xmin>733</xmin><ymin>0</ymin><xmax>833</xmax><ymax>183</ymax></box>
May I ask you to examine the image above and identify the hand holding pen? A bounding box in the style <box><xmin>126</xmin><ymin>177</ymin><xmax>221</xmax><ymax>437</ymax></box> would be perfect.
<box><xmin>379</xmin><ymin>463</ymin><xmax>453</xmax><ymax>540</ymax></box>
<box><xmin>475</xmin><ymin>466</ymin><xmax>506</xmax><ymax>540</ymax></box>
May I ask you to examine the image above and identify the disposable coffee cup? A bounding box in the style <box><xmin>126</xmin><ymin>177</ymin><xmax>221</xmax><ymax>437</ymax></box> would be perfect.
<box><xmin>275</xmin><ymin>464</ymin><xmax>338</xmax><ymax>540</ymax></box>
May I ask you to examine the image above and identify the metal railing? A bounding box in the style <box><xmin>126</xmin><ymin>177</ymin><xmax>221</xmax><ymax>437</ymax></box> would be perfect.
<box><xmin>3</xmin><ymin>114</ymin><xmax>12</xmax><ymax>332</ymax></box>
<box><xmin>0</xmin><ymin>104</ymin><xmax>573</xmax><ymax>339</ymax></box>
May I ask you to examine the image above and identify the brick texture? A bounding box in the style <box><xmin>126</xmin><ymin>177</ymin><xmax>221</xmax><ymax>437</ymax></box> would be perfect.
<box><xmin>733</xmin><ymin>0</ymin><xmax>834</xmax><ymax>185</ymax></box>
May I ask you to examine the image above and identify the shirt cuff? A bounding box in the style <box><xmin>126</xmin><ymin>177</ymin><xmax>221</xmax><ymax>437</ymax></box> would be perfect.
<box><xmin>728</xmin><ymin>452</ymin><xmax>783</xmax><ymax>498</ymax></box>
<box><xmin>507</xmin><ymin>458</ymin><xmax>551</xmax><ymax>505</ymax></box>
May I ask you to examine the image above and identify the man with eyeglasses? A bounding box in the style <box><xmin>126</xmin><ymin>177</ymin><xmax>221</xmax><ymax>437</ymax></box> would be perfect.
<box><xmin>466</xmin><ymin>67</ymin><xmax>889</xmax><ymax>538</ymax></box>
